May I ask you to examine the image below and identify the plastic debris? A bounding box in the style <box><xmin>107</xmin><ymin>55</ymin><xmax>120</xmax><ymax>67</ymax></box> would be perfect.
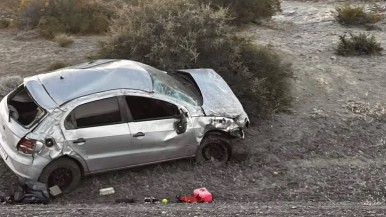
<box><xmin>49</xmin><ymin>185</ymin><xmax>62</xmax><ymax>197</ymax></box>
<box><xmin>99</xmin><ymin>187</ymin><xmax>115</xmax><ymax>195</ymax></box>
<box><xmin>144</xmin><ymin>196</ymin><xmax>159</xmax><ymax>203</ymax></box>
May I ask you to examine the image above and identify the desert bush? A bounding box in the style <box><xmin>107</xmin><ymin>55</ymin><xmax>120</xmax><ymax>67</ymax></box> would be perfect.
<box><xmin>198</xmin><ymin>0</ymin><xmax>281</xmax><ymax>24</ymax></box>
<box><xmin>47</xmin><ymin>61</ymin><xmax>68</xmax><ymax>71</ymax></box>
<box><xmin>0</xmin><ymin>75</ymin><xmax>23</xmax><ymax>97</ymax></box>
<box><xmin>17</xmin><ymin>0</ymin><xmax>112</xmax><ymax>37</ymax></box>
<box><xmin>336</xmin><ymin>33</ymin><xmax>383</xmax><ymax>56</ymax></box>
<box><xmin>100</xmin><ymin>0</ymin><xmax>292</xmax><ymax>118</ymax></box>
<box><xmin>334</xmin><ymin>4</ymin><xmax>381</xmax><ymax>26</ymax></box>
<box><xmin>53</xmin><ymin>33</ymin><xmax>74</xmax><ymax>47</ymax></box>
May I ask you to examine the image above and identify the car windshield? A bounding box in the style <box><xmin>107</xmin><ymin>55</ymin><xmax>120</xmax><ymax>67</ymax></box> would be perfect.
<box><xmin>141</xmin><ymin>65</ymin><xmax>201</xmax><ymax>106</ymax></box>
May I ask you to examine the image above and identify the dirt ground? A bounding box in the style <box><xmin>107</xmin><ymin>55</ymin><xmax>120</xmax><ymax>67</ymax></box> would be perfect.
<box><xmin>1</xmin><ymin>0</ymin><xmax>386</xmax><ymax>216</ymax></box>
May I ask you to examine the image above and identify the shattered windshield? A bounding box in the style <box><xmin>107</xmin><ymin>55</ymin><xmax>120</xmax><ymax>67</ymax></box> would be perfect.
<box><xmin>142</xmin><ymin>65</ymin><xmax>201</xmax><ymax>106</ymax></box>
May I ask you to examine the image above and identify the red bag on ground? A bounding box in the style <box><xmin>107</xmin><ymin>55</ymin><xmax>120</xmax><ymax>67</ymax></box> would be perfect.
<box><xmin>178</xmin><ymin>188</ymin><xmax>213</xmax><ymax>203</ymax></box>
<box><xmin>193</xmin><ymin>187</ymin><xmax>212</xmax><ymax>203</ymax></box>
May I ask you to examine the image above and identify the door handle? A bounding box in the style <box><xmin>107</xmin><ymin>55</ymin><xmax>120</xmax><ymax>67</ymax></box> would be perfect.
<box><xmin>133</xmin><ymin>132</ymin><xmax>145</xmax><ymax>137</ymax></box>
<box><xmin>73</xmin><ymin>138</ymin><xmax>86</xmax><ymax>144</ymax></box>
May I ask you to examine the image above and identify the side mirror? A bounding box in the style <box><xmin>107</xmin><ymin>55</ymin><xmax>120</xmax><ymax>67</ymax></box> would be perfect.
<box><xmin>175</xmin><ymin>109</ymin><xmax>188</xmax><ymax>134</ymax></box>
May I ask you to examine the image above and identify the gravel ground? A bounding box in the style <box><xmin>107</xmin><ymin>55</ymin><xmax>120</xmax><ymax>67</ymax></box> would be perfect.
<box><xmin>1</xmin><ymin>0</ymin><xmax>386</xmax><ymax>216</ymax></box>
<box><xmin>2</xmin><ymin>202</ymin><xmax>386</xmax><ymax>217</ymax></box>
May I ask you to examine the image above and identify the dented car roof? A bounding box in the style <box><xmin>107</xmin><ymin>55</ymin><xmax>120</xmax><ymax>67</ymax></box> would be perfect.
<box><xmin>23</xmin><ymin>59</ymin><xmax>247</xmax><ymax>119</ymax></box>
<box><xmin>25</xmin><ymin>60</ymin><xmax>154</xmax><ymax>107</ymax></box>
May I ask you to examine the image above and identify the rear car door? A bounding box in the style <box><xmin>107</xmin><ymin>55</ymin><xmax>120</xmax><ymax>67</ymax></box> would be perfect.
<box><xmin>125</xmin><ymin>96</ymin><xmax>196</xmax><ymax>164</ymax></box>
<box><xmin>61</xmin><ymin>97</ymin><xmax>132</xmax><ymax>172</ymax></box>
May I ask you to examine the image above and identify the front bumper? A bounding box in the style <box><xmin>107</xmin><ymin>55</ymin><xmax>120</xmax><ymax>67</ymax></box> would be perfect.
<box><xmin>0</xmin><ymin>141</ymin><xmax>49</xmax><ymax>182</ymax></box>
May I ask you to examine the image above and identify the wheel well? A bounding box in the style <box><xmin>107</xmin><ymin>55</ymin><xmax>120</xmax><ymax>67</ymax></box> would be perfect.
<box><xmin>48</xmin><ymin>156</ymin><xmax>84</xmax><ymax>176</ymax></box>
<box><xmin>203</xmin><ymin>130</ymin><xmax>232</xmax><ymax>140</ymax></box>
<box><xmin>202</xmin><ymin>130</ymin><xmax>233</xmax><ymax>156</ymax></box>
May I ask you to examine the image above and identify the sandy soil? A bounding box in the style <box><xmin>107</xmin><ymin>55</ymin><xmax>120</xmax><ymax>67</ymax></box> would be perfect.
<box><xmin>0</xmin><ymin>29</ymin><xmax>103</xmax><ymax>77</ymax></box>
<box><xmin>1</xmin><ymin>0</ymin><xmax>386</xmax><ymax>216</ymax></box>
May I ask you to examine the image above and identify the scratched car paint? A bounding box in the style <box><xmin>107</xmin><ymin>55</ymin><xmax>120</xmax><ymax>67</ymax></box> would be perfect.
<box><xmin>0</xmin><ymin>60</ymin><xmax>249</xmax><ymax>191</ymax></box>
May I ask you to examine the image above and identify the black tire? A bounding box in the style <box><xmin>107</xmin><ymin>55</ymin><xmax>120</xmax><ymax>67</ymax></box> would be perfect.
<box><xmin>38</xmin><ymin>158</ymin><xmax>81</xmax><ymax>193</ymax></box>
<box><xmin>195</xmin><ymin>135</ymin><xmax>232</xmax><ymax>167</ymax></box>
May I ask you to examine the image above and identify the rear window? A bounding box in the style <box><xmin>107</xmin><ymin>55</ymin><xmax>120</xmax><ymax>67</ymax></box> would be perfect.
<box><xmin>65</xmin><ymin>97</ymin><xmax>122</xmax><ymax>129</ymax></box>
<box><xmin>7</xmin><ymin>86</ymin><xmax>45</xmax><ymax>128</ymax></box>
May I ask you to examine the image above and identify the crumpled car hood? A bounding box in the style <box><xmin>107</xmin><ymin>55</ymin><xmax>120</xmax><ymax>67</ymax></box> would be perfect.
<box><xmin>178</xmin><ymin>69</ymin><xmax>246</xmax><ymax>118</ymax></box>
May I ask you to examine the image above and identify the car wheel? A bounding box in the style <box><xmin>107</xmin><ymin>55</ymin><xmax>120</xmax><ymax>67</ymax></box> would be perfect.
<box><xmin>196</xmin><ymin>135</ymin><xmax>231</xmax><ymax>167</ymax></box>
<box><xmin>38</xmin><ymin>158</ymin><xmax>81</xmax><ymax>193</ymax></box>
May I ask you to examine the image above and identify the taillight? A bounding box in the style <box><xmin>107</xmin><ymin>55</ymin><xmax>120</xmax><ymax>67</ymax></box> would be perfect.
<box><xmin>17</xmin><ymin>138</ymin><xmax>37</xmax><ymax>154</ymax></box>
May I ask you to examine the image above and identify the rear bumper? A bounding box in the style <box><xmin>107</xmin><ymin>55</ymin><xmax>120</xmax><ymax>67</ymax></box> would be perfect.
<box><xmin>0</xmin><ymin>141</ymin><xmax>49</xmax><ymax>181</ymax></box>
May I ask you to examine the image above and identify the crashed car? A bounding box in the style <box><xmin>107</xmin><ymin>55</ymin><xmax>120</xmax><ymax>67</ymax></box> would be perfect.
<box><xmin>0</xmin><ymin>59</ymin><xmax>249</xmax><ymax>191</ymax></box>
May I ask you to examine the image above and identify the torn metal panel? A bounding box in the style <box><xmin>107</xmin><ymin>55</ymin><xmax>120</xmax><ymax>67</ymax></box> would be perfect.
<box><xmin>192</xmin><ymin>116</ymin><xmax>247</xmax><ymax>140</ymax></box>
<box><xmin>23</xmin><ymin>78</ymin><xmax>58</xmax><ymax>112</ymax></box>
<box><xmin>28</xmin><ymin>109</ymin><xmax>66</xmax><ymax>159</ymax></box>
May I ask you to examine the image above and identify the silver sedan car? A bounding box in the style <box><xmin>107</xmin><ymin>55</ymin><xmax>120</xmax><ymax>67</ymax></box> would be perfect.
<box><xmin>0</xmin><ymin>60</ymin><xmax>249</xmax><ymax>191</ymax></box>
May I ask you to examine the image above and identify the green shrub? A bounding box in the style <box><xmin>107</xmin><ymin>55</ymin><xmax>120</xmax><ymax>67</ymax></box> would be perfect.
<box><xmin>100</xmin><ymin>0</ymin><xmax>292</xmax><ymax>118</ymax></box>
<box><xmin>0</xmin><ymin>75</ymin><xmax>23</xmax><ymax>97</ymax></box>
<box><xmin>198</xmin><ymin>0</ymin><xmax>281</xmax><ymax>24</ymax></box>
<box><xmin>17</xmin><ymin>0</ymin><xmax>112</xmax><ymax>37</ymax></box>
<box><xmin>336</xmin><ymin>33</ymin><xmax>383</xmax><ymax>56</ymax></box>
<box><xmin>334</xmin><ymin>4</ymin><xmax>381</xmax><ymax>26</ymax></box>
<box><xmin>53</xmin><ymin>33</ymin><xmax>74</xmax><ymax>47</ymax></box>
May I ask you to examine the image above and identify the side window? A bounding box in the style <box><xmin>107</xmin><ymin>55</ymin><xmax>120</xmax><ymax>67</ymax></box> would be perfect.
<box><xmin>65</xmin><ymin>97</ymin><xmax>122</xmax><ymax>129</ymax></box>
<box><xmin>126</xmin><ymin>96</ymin><xmax>179</xmax><ymax>121</ymax></box>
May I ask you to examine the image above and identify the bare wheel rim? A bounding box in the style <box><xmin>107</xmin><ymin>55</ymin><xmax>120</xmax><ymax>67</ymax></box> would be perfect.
<box><xmin>48</xmin><ymin>168</ymin><xmax>73</xmax><ymax>189</ymax></box>
<box><xmin>203</xmin><ymin>143</ymin><xmax>227</xmax><ymax>163</ymax></box>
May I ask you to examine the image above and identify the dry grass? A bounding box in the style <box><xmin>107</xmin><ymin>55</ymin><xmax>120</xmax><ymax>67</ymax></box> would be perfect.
<box><xmin>53</xmin><ymin>33</ymin><xmax>74</xmax><ymax>48</ymax></box>
<box><xmin>345</xmin><ymin>101</ymin><xmax>386</xmax><ymax>119</ymax></box>
<box><xmin>198</xmin><ymin>0</ymin><xmax>281</xmax><ymax>24</ymax></box>
<box><xmin>47</xmin><ymin>61</ymin><xmax>68</xmax><ymax>71</ymax></box>
<box><xmin>17</xmin><ymin>0</ymin><xmax>112</xmax><ymax>37</ymax></box>
<box><xmin>336</xmin><ymin>33</ymin><xmax>383</xmax><ymax>56</ymax></box>
<box><xmin>334</xmin><ymin>4</ymin><xmax>382</xmax><ymax>26</ymax></box>
<box><xmin>0</xmin><ymin>0</ymin><xmax>19</xmax><ymax>15</ymax></box>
